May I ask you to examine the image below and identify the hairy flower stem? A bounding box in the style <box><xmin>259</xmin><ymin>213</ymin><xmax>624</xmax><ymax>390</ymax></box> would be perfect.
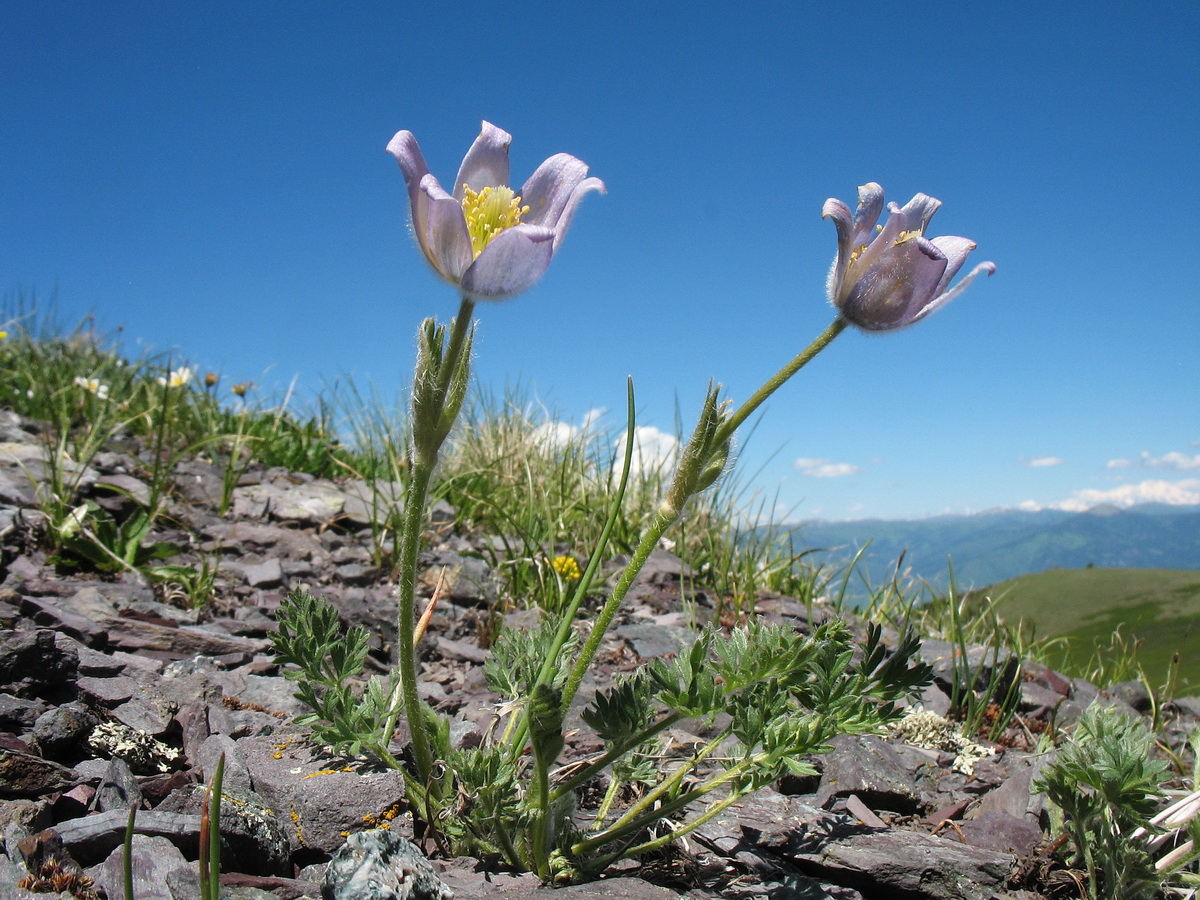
<box><xmin>503</xmin><ymin>380</ymin><xmax>637</xmax><ymax>758</ymax></box>
<box><xmin>391</xmin><ymin>296</ymin><xmax>475</xmax><ymax>784</ymax></box>
<box><xmin>560</xmin><ymin>318</ymin><xmax>848</xmax><ymax>719</ymax></box>
<box><xmin>716</xmin><ymin>316</ymin><xmax>848</xmax><ymax>444</ymax></box>
<box><xmin>560</xmin><ymin>506</ymin><xmax>678</xmax><ymax>714</ymax></box>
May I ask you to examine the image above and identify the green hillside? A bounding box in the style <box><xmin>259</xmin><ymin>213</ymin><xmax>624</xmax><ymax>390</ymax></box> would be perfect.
<box><xmin>988</xmin><ymin>568</ymin><xmax>1200</xmax><ymax>691</ymax></box>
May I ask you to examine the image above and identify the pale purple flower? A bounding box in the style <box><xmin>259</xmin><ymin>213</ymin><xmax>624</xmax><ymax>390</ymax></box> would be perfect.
<box><xmin>823</xmin><ymin>183</ymin><xmax>995</xmax><ymax>331</ymax></box>
<box><xmin>387</xmin><ymin>122</ymin><xmax>604</xmax><ymax>301</ymax></box>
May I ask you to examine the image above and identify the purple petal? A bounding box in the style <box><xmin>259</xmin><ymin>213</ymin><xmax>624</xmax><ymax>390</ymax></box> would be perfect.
<box><xmin>418</xmin><ymin>175</ymin><xmax>473</xmax><ymax>282</ymax></box>
<box><xmin>851</xmin><ymin>183</ymin><xmax>885</xmax><ymax>249</ymax></box>
<box><xmin>912</xmin><ymin>260</ymin><xmax>996</xmax><ymax>323</ymax></box>
<box><xmin>460</xmin><ymin>224</ymin><xmax>555</xmax><ymax>300</ymax></box>
<box><xmin>895</xmin><ymin>193</ymin><xmax>942</xmax><ymax>235</ymax></box>
<box><xmin>520</xmin><ymin>153</ymin><xmax>592</xmax><ymax>229</ymax></box>
<box><xmin>387</xmin><ymin>131</ymin><xmax>433</xmax><ymax>251</ymax></box>
<box><xmin>550</xmin><ymin>176</ymin><xmax>605</xmax><ymax>252</ymax></box>
<box><xmin>927</xmin><ymin>235</ymin><xmax>977</xmax><ymax>296</ymax></box>
<box><xmin>849</xmin><ymin>201</ymin><xmax>909</xmax><ymax>280</ymax></box>
<box><xmin>822</xmin><ymin>198</ymin><xmax>855</xmax><ymax>301</ymax></box>
<box><xmin>453</xmin><ymin>121</ymin><xmax>512</xmax><ymax>201</ymax></box>
<box><xmin>842</xmin><ymin>237</ymin><xmax>948</xmax><ymax>330</ymax></box>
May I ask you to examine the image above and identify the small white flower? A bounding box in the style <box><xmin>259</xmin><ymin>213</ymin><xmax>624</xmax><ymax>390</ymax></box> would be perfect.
<box><xmin>73</xmin><ymin>376</ymin><xmax>110</xmax><ymax>400</ymax></box>
<box><xmin>157</xmin><ymin>366</ymin><xmax>193</xmax><ymax>388</ymax></box>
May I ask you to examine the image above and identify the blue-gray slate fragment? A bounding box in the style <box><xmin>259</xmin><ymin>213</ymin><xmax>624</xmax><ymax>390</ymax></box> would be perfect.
<box><xmin>323</xmin><ymin>829</ymin><xmax>454</xmax><ymax>900</ymax></box>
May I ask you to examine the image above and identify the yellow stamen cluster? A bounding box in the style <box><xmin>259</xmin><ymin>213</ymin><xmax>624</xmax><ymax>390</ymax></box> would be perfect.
<box><xmin>893</xmin><ymin>229</ymin><xmax>922</xmax><ymax>245</ymax></box>
<box><xmin>551</xmin><ymin>554</ymin><xmax>582</xmax><ymax>581</ymax></box>
<box><xmin>461</xmin><ymin>184</ymin><xmax>529</xmax><ymax>258</ymax></box>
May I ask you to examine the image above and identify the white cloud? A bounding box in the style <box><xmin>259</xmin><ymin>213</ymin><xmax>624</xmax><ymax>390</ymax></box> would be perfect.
<box><xmin>1018</xmin><ymin>499</ymin><xmax>1043</xmax><ymax>511</ymax></box>
<box><xmin>801</xmin><ymin>461</ymin><xmax>860</xmax><ymax>478</ymax></box>
<box><xmin>1140</xmin><ymin>450</ymin><xmax>1200</xmax><ymax>471</ymax></box>
<box><xmin>1107</xmin><ymin>458</ymin><xmax>1131</xmax><ymax>469</ymax></box>
<box><xmin>1054</xmin><ymin>478</ymin><xmax>1200</xmax><ymax>511</ymax></box>
<box><xmin>580</xmin><ymin>407</ymin><xmax>606</xmax><ymax>429</ymax></box>
<box><xmin>793</xmin><ymin>457</ymin><xmax>828</xmax><ymax>469</ymax></box>
<box><xmin>1027</xmin><ymin>457</ymin><xmax>1064</xmax><ymax>468</ymax></box>
<box><xmin>615</xmin><ymin>425</ymin><xmax>679</xmax><ymax>476</ymax></box>
<box><xmin>532</xmin><ymin>407</ymin><xmax>607</xmax><ymax>450</ymax></box>
<box><xmin>533</xmin><ymin>420</ymin><xmax>579</xmax><ymax>449</ymax></box>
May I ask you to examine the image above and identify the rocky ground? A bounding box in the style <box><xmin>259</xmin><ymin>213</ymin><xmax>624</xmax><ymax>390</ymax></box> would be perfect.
<box><xmin>1</xmin><ymin>407</ymin><xmax>1197</xmax><ymax>900</ymax></box>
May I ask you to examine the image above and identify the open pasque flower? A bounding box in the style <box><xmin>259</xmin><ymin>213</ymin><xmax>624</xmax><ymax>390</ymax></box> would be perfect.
<box><xmin>388</xmin><ymin>122</ymin><xmax>604</xmax><ymax>301</ymax></box>
<box><xmin>824</xmin><ymin>183</ymin><xmax>995</xmax><ymax>331</ymax></box>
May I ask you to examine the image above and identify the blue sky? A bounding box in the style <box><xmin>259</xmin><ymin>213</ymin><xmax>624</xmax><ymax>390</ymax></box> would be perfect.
<box><xmin>3</xmin><ymin>3</ymin><xmax>1198</xmax><ymax>521</ymax></box>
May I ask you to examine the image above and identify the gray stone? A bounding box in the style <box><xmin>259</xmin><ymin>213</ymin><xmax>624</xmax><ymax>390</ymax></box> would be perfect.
<box><xmin>31</xmin><ymin>702</ymin><xmax>98</xmax><ymax>761</ymax></box>
<box><xmin>92</xmin><ymin>757</ymin><xmax>142</xmax><ymax>812</ymax></box>
<box><xmin>614</xmin><ymin>621</ymin><xmax>696</xmax><ymax>660</ymax></box>
<box><xmin>696</xmin><ymin>790</ymin><xmax>1013</xmax><ymax>900</ymax></box>
<box><xmin>93</xmin><ymin>472</ymin><xmax>152</xmax><ymax>509</ymax></box>
<box><xmin>814</xmin><ymin>735</ymin><xmax>922</xmax><ymax>814</ymax></box>
<box><xmin>51</xmin><ymin>808</ymin><xmax>200</xmax><ymax>864</ymax></box>
<box><xmin>0</xmin><ymin>798</ymin><xmax>51</xmax><ymax>835</ymax></box>
<box><xmin>322</xmin><ymin>829</ymin><xmax>453</xmax><ymax>900</ymax></box>
<box><xmin>172</xmin><ymin>458</ymin><xmax>226</xmax><ymax>506</ymax></box>
<box><xmin>1173</xmin><ymin>695</ymin><xmax>1200</xmax><ymax>718</ymax></box>
<box><xmin>103</xmin><ymin>617</ymin><xmax>270</xmax><ymax>659</ymax></box>
<box><xmin>791</xmin><ymin>827</ymin><xmax>1015</xmax><ymax>900</ymax></box>
<box><xmin>0</xmin><ymin>693</ymin><xmax>47</xmax><ymax>731</ymax></box>
<box><xmin>88</xmin><ymin>833</ymin><xmax>192</xmax><ymax>900</ymax></box>
<box><xmin>157</xmin><ymin>781</ymin><xmax>292</xmax><ymax>877</ymax></box>
<box><xmin>238</xmin><ymin>733</ymin><xmax>408</xmax><ymax>854</ymax></box>
<box><xmin>18</xmin><ymin>594</ymin><xmax>111</xmax><ymax>648</ymax></box>
<box><xmin>956</xmin><ymin>810</ymin><xmax>1044</xmax><ymax>856</ymax></box>
<box><xmin>428</xmin><ymin>553</ymin><xmax>496</xmax><ymax>606</ymax></box>
<box><xmin>1018</xmin><ymin>681</ymin><xmax>1064</xmax><ymax>713</ymax></box>
<box><xmin>232</xmin><ymin>482</ymin><xmax>347</xmax><ymax>526</ymax></box>
<box><xmin>224</xmin><ymin>557</ymin><xmax>286</xmax><ymax>589</ymax></box>
<box><xmin>1103</xmin><ymin>679</ymin><xmax>1153</xmax><ymax>713</ymax></box>
<box><xmin>0</xmin><ymin>747</ymin><xmax>78</xmax><ymax>797</ymax></box>
<box><xmin>0</xmin><ymin>628</ymin><xmax>79</xmax><ymax>697</ymax></box>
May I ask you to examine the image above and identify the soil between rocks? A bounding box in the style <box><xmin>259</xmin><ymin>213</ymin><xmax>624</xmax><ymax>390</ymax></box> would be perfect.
<box><xmin>0</xmin><ymin>407</ymin><xmax>1196</xmax><ymax>900</ymax></box>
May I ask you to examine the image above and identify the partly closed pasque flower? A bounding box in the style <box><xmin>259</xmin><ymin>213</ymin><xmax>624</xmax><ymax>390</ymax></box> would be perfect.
<box><xmin>824</xmin><ymin>183</ymin><xmax>995</xmax><ymax>331</ymax></box>
<box><xmin>387</xmin><ymin>121</ymin><xmax>604</xmax><ymax>301</ymax></box>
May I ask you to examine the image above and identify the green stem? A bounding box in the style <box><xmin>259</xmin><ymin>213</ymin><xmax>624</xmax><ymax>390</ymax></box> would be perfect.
<box><xmin>392</xmin><ymin>295</ymin><xmax>475</xmax><ymax>784</ymax></box>
<box><xmin>572</xmin><ymin>748</ymin><xmax>759</xmax><ymax>860</ymax></box>
<box><xmin>549</xmin><ymin>711</ymin><xmax>684</xmax><ymax>805</ymax></box>
<box><xmin>591</xmin><ymin>732</ymin><xmax>726</xmax><ymax>840</ymax></box>
<box><xmin>560</xmin><ymin>506</ymin><xmax>679</xmax><ymax>715</ymax></box>
<box><xmin>715</xmin><ymin>316</ymin><xmax>848</xmax><ymax>445</ymax></box>
<box><xmin>505</xmin><ymin>379</ymin><xmax>637</xmax><ymax>758</ymax></box>
<box><xmin>393</xmin><ymin>461</ymin><xmax>435</xmax><ymax>778</ymax></box>
<box><xmin>530</xmin><ymin>748</ymin><xmax>553</xmax><ymax>880</ymax></box>
<box><xmin>560</xmin><ymin>319</ymin><xmax>847</xmax><ymax>721</ymax></box>
<box><xmin>619</xmin><ymin>790</ymin><xmax>744</xmax><ymax>859</ymax></box>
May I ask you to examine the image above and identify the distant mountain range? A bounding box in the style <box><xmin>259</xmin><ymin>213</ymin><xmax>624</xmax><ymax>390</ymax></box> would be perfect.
<box><xmin>779</xmin><ymin>503</ymin><xmax>1200</xmax><ymax>591</ymax></box>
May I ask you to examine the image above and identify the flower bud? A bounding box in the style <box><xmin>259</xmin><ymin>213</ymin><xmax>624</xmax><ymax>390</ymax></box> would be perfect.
<box><xmin>664</xmin><ymin>382</ymin><xmax>732</xmax><ymax>515</ymax></box>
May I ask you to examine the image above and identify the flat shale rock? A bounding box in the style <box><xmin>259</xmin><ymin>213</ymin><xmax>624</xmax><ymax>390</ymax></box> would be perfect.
<box><xmin>696</xmin><ymin>789</ymin><xmax>1014</xmax><ymax>900</ymax></box>
<box><xmin>814</xmin><ymin>734</ymin><xmax>922</xmax><ymax>813</ymax></box>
